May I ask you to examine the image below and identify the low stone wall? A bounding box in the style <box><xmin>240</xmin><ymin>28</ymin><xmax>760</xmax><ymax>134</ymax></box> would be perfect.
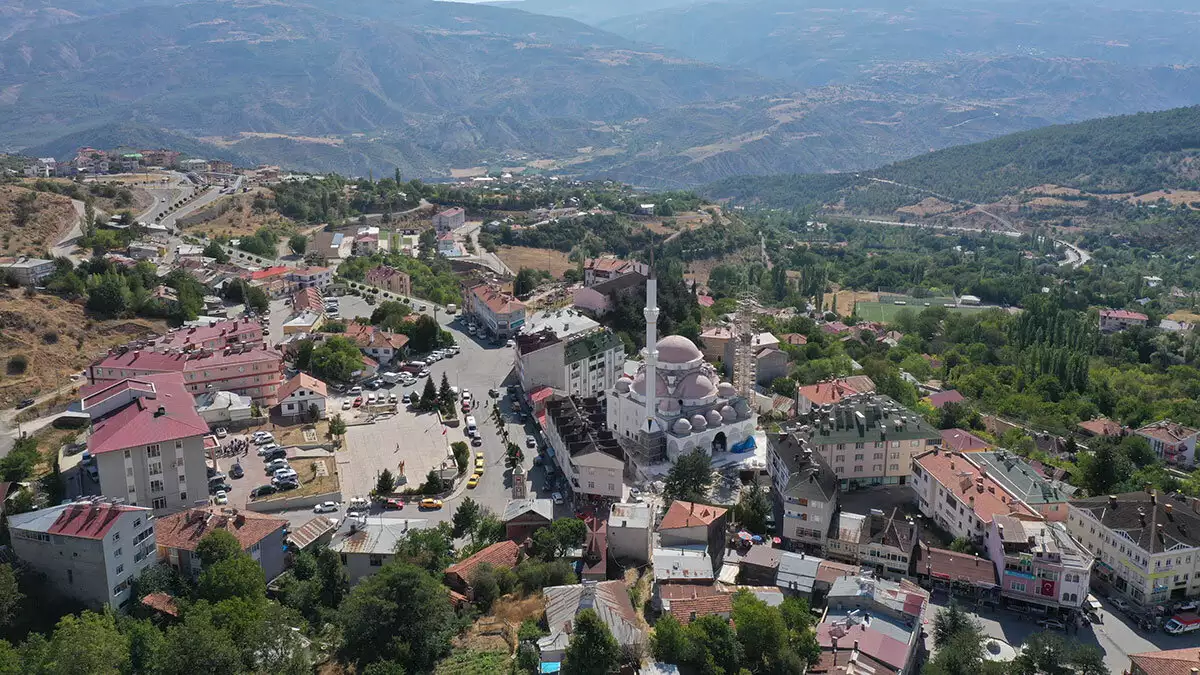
<box><xmin>246</xmin><ymin>489</ymin><xmax>342</xmax><ymax>513</ymax></box>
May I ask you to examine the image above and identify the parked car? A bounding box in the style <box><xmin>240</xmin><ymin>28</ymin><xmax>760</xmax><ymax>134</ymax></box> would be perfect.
<box><xmin>275</xmin><ymin>480</ymin><xmax>300</xmax><ymax>492</ymax></box>
<box><xmin>15</xmin><ymin>398</ymin><xmax>35</xmax><ymax>410</ymax></box>
<box><xmin>215</xmin><ymin>427</ymin><xmax>228</xmax><ymax>439</ymax></box>
<box><xmin>230</xmin><ymin>463</ymin><xmax>244</xmax><ymax>479</ymax></box>
<box><xmin>419</xmin><ymin>498</ymin><xmax>443</xmax><ymax>510</ymax></box>
<box><xmin>1036</xmin><ymin>618</ymin><xmax>1065</xmax><ymax>631</ymax></box>
<box><xmin>417</xmin><ymin>369</ymin><xmax>430</xmax><ymax>378</ymax></box>
<box><xmin>388</xmin><ymin>392</ymin><xmax>397</xmax><ymax>403</ymax></box>
<box><xmin>348</xmin><ymin>386</ymin><xmax>363</xmax><ymax>396</ymax></box>
<box><xmin>213</xmin><ymin>490</ymin><xmax>229</xmax><ymax>505</ymax></box>
<box><xmin>402</xmin><ymin>393</ymin><xmax>412</xmax><ymax>404</ymax></box>
<box><xmin>262</xmin><ymin>448</ymin><xmax>287</xmax><ymax>462</ymax></box>
<box><xmin>209</xmin><ymin>482</ymin><xmax>232</xmax><ymax>494</ymax></box>
<box><xmin>551</xmin><ymin>492</ymin><xmax>564</xmax><ymax>505</ymax></box>
<box><xmin>353</xmin><ymin>397</ymin><xmax>363</xmax><ymax>407</ymax></box>
<box><xmin>313</xmin><ymin>501</ymin><xmax>339</xmax><ymax>513</ymax></box>
<box><xmin>257</xmin><ymin>443</ymin><xmax>280</xmax><ymax>455</ymax></box>
<box><xmin>525</xmin><ymin>435</ymin><xmax>537</xmax><ymax>448</ymax></box>
<box><xmin>471</xmin><ymin>436</ymin><xmax>483</xmax><ymax>447</ymax></box>
<box><xmin>1111</xmin><ymin>598</ymin><xmax>1132</xmax><ymax>615</ymax></box>
<box><xmin>383</xmin><ymin>497</ymin><xmax>405</xmax><ymax>510</ymax></box>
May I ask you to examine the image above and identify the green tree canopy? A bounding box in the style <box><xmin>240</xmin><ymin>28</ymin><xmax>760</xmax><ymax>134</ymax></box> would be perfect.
<box><xmin>337</xmin><ymin>562</ymin><xmax>456</xmax><ymax>672</ymax></box>
<box><xmin>664</xmin><ymin>449</ymin><xmax>713</xmax><ymax>502</ymax></box>
<box><xmin>561</xmin><ymin>608</ymin><xmax>621</xmax><ymax>675</ymax></box>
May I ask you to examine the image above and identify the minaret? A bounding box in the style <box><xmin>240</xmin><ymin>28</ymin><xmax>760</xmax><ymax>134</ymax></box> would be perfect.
<box><xmin>644</xmin><ymin>249</ymin><xmax>659</xmax><ymax>432</ymax></box>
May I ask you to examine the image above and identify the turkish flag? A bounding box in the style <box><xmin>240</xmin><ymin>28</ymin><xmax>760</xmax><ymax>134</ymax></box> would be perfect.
<box><xmin>1041</xmin><ymin>580</ymin><xmax>1055</xmax><ymax>597</ymax></box>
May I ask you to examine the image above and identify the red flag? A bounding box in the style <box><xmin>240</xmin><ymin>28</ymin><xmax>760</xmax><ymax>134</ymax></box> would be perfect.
<box><xmin>442</xmin><ymin>426</ymin><xmax>447</xmax><ymax>435</ymax></box>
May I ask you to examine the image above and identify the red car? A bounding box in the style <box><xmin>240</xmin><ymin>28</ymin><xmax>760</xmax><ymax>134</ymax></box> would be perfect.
<box><xmin>462</xmin><ymin>403</ymin><xmax>471</xmax><ymax>414</ymax></box>
<box><xmin>352</xmin><ymin>396</ymin><xmax>364</xmax><ymax>407</ymax></box>
<box><xmin>383</xmin><ymin>497</ymin><xmax>405</xmax><ymax>510</ymax></box>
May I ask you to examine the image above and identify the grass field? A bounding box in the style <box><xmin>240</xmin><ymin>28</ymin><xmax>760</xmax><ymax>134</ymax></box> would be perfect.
<box><xmin>496</xmin><ymin>245</ymin><xmax>574</xmax><ymax>278</ymax></box>
<box><xmin>856</xmin><ymin>300</ymin><xmax>990</xmax><ymax>323</ymax></box>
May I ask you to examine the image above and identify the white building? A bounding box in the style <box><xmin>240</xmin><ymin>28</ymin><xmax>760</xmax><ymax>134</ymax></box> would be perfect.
<box><xmin>987</xmin><ymin>515</ymin><xmax>1091</xmax><ymax>614</ymax></box>
<box><xmin>608</xmin><ymin>502</ymin><xmax>653</xmax><ymax>564</ymax></box>
<box><xmin>331</xmin><ymin>517</ymin><xmax>434</xmax><ymax>585</ymax></box>
<box><xmin>515</xmin><ymin>309</ymin><xmax>625</xmax><ymax>399</ymax></box>
<box><xmin>80</xmin><ymin>373</ymin><xmax>212</xmax><ymax>514</ymax></box>
<box><xmin>9</xmin><ymin>499</ymin><xmax>156</xmax><ymax>611</ymax></box>
<box><xmin>767</xmin><ymin>430</ymin><xmax>839</xmax><ymax>552</ymax></box>
<box><xmin>276</xmin><ymin>373</ymin><xmax>329</xmax><ymax>420</ymax></box>
<box><xmin>606</xmin><ymin>265</ymin><xmax>755</xmax><ymax>464</ymax></box>
<box><xmin>1135</xmin><ymin>421</ymin><xmax>1200</xmax><ymax>468</ymax></box>
<box><xmin>544</xmin><ymin>395</ymin><xmax>626</xmax><ymax>504</ymax></box>
<box><xmin>465</xmin><ymin>283</ymin><xmax>526</xmax><ymax>339</ymax></box>
<box><xmin>1068</xmin><ymin>491</ymin><xmax>1200</xmax><ymax>606</ymax></box>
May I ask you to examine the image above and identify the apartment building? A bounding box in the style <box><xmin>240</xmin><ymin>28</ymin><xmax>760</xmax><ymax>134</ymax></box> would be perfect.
<box><xmin>1136</xmin><ymin>420</ymin><xmax>1200</xmax><ymax>468</ymax></box>
<box><xmin>0</xmin><ymin>257</ymin><xmax>56</xmax><ymax>286</ymax></box>
<box><xmin>365</xmin><ymin>265</ymin><xmax>412</xmax><ymax>296</ymax></box>
<box><xmin>433</xmin><ymin>207</ymin><xmax>465</xmax><ymax>233</ymax></box>
<box><xmin>515</xmin><ymin>309</ymin><xmax>624</xmax><ymax>399</ymax></box>
<box><xmin>90</xmin><ymin>343</ymin><xmax>284</xmax><ymax>405</ymax></box>
<box><xmin>659</xmin><ymin>500</ymin><xmax>728</xmax><ymax>570</ymax></box>
<box><xmin>288</xmin><ymin>266</ymin><xmax>333</xmax><ymax>289</ymax></box>
<box><xmin>147</xmin><ymin>318</ymin><xmax>264</xmax><ymax>353</ymax></box>
<box><xmin>155</xmin><ymin>506</ymin><xmax>287</xmax><ymax>581</ymax></box>
<box><xmin>970</xmin><ymin>450</ymin><xmax>1075</xmax><ymax>521</ymax></box>
<box><xmin>1100</xmin><ymin>309</ymin><xmax>1149</xmax><ymax>332</ymax></box>
<box><xmin>544</xmin><ymin>395</ymin><xmax>625</xmax><ymax>504</ymax></box>
<box><xmin>276</xmin><ymin>373</ymin><xmax>329</xmax><ymax>420</ymax></box>
<box><xmin>794</xmin><ymin>377</ymin><xmax>877</xmax><ymax>415</ymax></box>
<box><xmin>911</xmin><ymin>449</ymin><xmax>1042</xmax><ymax>544</ymax></box>
<box><xmin>583</xmin><ymin>256</ymin><xmax>644</xmax><ymax>287</ymax></box>
<box><xmin>9</xmin><ymin>499</ymin><xmax>156</xmax><ymax>611</ymax></box>
<box><xmin>818</xmin><ymin>575</ymin><xmax>929</xmax><ymax>675</ymax></box>
<box><xmin>766</xmin><ymin>430</ymin><xmax>839</xmax><ymax>552</ymax></box>
<box><xmin>465</xmin><ymin>283</ymin><xmax>526</xmax><ymax>338</ymax></box>
<box><xmin>794</xmin><ymin>394</ymin><xmax>941</xmax><ymax>489</ymax></box>
<box><xmin>1068</xmin><ymin>490</ymin><xmax>1200</xmax><ymax>606</ymax></box>
<box><xmin>987</xmin><ymin>515</ymin><xmax>1091</xmax><ymax>614</ymax></box>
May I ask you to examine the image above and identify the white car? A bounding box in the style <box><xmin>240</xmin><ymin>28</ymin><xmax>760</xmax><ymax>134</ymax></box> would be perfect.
<box><xmin>257</xmin><ymin>443</ymin><xmax>280</xmax><ymax>455</ymax></box>
<box><xmin>418</xmin><ymin>369</ymin><xmax>430</xmax><ymax>378</ymax></box>
<box><xmin>313</xmin><ymin>501</ymin><xmax>339</xmax><ymax>513</ymax></box>
<box><xmin>215</xmin><ymin>427</ymin><xmax>228</xmax><ymax>438</ymax></box>
<box><xmin>461</xmin><ymin>391</ymin><xmax>472</xmax><ymax>403</ymax></box>
<box><xmin>342</xmin><ymin>399</ymin><xmax>352</xmax><ymax>410</ymax></box>
<box><xmin>213</xmin><ymin>490</ymin><xmax>228</xmax><ymax>505</ymax></box>
<box><xmin>552</xmin><ymin>492</ymin><xmax>564</xmax><ymax>505</ymax></box>
<box><xmin>253</xmin><ymin>433</ymin><xmax>275</xmax><ymax>445</ymax></box>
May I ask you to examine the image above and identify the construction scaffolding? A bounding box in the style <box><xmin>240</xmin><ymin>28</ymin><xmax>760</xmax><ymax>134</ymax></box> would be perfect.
<box><xmin>731</xmin><ymin>292</ymin><xmax>759</xmax><ymax>398</ymax></box>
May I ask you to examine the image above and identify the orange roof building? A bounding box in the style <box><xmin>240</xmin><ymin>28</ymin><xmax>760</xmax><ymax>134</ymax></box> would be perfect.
<box><xmin>444</xmin><ymin>540</ymin><xmax>521</xmax><ymax>596</ymax></box>
<box><xmin>155</xmin><ymin>507</ymin><xmax>288</xmax><ymax>581</ymax></box>
<box><xmin>795</xmin><ymin>377</ymin><xmax>876</xmax><ymax>414</ymax></box>
<box><xmin>1130</xmin><ymin>647</ymin><xmax>1200</xmax><ymax>675</ymax></box>
<box><xmin>912</xmin><ymin>449</ymin><xmax>1041</xmax><ymax>542</ymax></box>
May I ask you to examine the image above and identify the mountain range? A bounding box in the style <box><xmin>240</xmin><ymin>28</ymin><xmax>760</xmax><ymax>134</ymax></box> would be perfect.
<box><xmin>4</xmin><ymin>0</ymin><xmax>1200</xmax><ymax>184</ymax></box>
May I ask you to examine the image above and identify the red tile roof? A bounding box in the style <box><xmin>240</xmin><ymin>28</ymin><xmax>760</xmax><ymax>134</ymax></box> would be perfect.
<box><xmin>813</xmin><ymin>647</ymin><xmax>896</xmax><ymax>675</ymax></box>
<box><xmin>151</xmin><ymin>318</ymin><xmax>262</xmax><ymax>350</ymax></box>
<box><xmin>697</xmin><ymin>294</ymin><xmax>714</xmax><ymax>308</ymax></box>
<box><xmin>657</xmin><ymin>583</ymin><xmax>723</xmax><ymax>602</ymax></box>
<box><xmin>277</xmin><ymin>373</ymin><xmax>329</xmax><ymax>401</ymax></box>
<box><xmin>45</xmin><ymin>502</ymin><xmax>142</xmax><ymax>539</ymax></box>
<box><xmin>779</xmin><ymin>333</ymin><xmax>808</xmax><ymax>346</ymax></box>
<box><xmin>913</xmin><ymin>450</ymin><xmax>1040</xmax><ymax>525</ymax></box>
<box><xmin>818</xmin><ymin>621</ymin><xmax>910</xmax><ymax>670</ymax></box>
<box><xmin>292</xmin><ymin>287</ymin><xmax>324</xmax><ymax>313</ymax></box>
<box><xmin>1129</xmin><ymin>647</ymin><xmax>1200</xmax><ymax>675</ymax></box>
<box><xmin>444</xmin><ymin>540</ymin><xmax>521</xmax><ymax>585</ymax></box>
<box><xmin>585</xmin><ymin>257</ymin><xmax>632</xmax><ymax>274</ymax></box>
<box><xmin>344</xmin><ymin>322</ymin><xmax>410</xmax><ymax>351</ymax></box>
<box><xmin>141</xmin><ymin>592</ymin><xmax>180</xmax><ymax>617</ymax></box>
<box><xmin>660</xmin><ymin>500</ymin><xmax>727</xmax><ymax>530</ymax></box>
<box><xmin>86</xmin><ymin>373</ymin><xmax>209</xmax><ymax>455</ymax></box>
<box><xmin>928</xmin><ymin>390</ymin><xmax>965</xmax><ymax>409</ymax></box>
<box><xmin>797</xmin><ymin>380</ymin><xmax>863</xmax><ymax>407</ymax></box>
<box><xmin>669</xmin><ymin>593</ymin><xmax>733</xmax><ymax>625</ymax></box>
<box><xmin>92</xmin><ymin>345</ymin><xmax>282</xmax><ymax>373</ymax></box>
<box><xmin>1101</xmin><ymin>308</ymin><xmax>1149</xmax><ymax>321</ymax></box>
<box><xmin>919</xmin><ymin>545</ymin><xmax>997</xmax><ymax>587</ymax></box>
<box><xmin>1078</xmin><ymin>417</ymin><xmax>1125</xmax><ymax>437</ymax></box>
<box><xmin>816</xmin><ymin>560</ymin><xmax>860</xmax><ymax>586</ymax></box>
<box><xmin>470</xmin><ymin>284</ymin><xmax>525</xmax><ymax>315</ymax></box>
<box><xmin>939</xmin><ymin>428</ymin><xmax>991</xmax><ymax>452</ymax></box>
<box><xmin>155</xmin><ymin>507</ymin><xmax>286</xmax><ymax>552</ymax></box>
<box><xmin>1136</xmin><ymin>420</ymin><xmax>1199</xmax><ymax>445</ymax></box>
<box><xmin>250</xmin><ymin>266</ymin><xmax>290</xmax><ymax>281</ymax></box>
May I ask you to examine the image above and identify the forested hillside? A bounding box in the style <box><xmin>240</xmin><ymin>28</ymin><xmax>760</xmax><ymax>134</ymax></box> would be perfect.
<box><xmin>706</xmin><ymin>105</ymin><xmax>1200</xmax><ymax>209</ymax></box>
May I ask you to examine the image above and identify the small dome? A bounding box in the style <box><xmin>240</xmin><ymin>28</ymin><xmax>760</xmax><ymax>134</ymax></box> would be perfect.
<box><xmin>734</xmin><ymin>400</ymin><xmax>752</xmax><ymax>418</ymax></box>
<box><xmin>677</xmin><ymin>373</ymin><xmax>718</xmax><ymax>400</ymax></box>
<box><xmin>717</xmin><ymin>382</ymin><xmax>736</xmax><ymax>398</ymax></box>
<box><xmin>706</xmin><ymin>409</ymin><xmax>723</xmax><ymax>426</ymax></box>
<box><xmin>615</xmin><ymin>377</ymin><xmax>632</xmax><ymax>393</ymax></box>
<box><xmin>672</xmin><ymin>418</ymin><xmax>692</xmax><ymax>435</ymax></box>
<box><xmin>720</xmin><ymin>405</ymin><xmax>737</xmax><ymax>421</ymax></box>
<box><xmin>690</xmin><ymin>413</ymin><xmax>708</xmax><ymax>431</ymax></box>
<box><xmin>656</xmin><ymin>335</ymin><xmax>703</xmax><ymax>364</ymax></box>
<box><xmin>632</xmin><ymin>372</ymin><xmax>668</xmax><ymax>397</ymax></box>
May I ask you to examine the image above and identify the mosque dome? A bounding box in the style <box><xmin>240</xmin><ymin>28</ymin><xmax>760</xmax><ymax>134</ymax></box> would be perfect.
<box><xmin>720</xmin><ymin>405</ymin><xmax>737</xmax><ymax>422</ymax></box>
<box><xmin>717</xmin><ymin>382</ymin><xmax>736</xmax><ymax>398</ymax></box>
<box><xmin>677</xmin><ymin>373</ymin><xmax>718</xmax><ymax>400</ymax></box>
<box><xmin>673</xmin><ymin>418</ymin><xmax>693</xmax><ymax>435</ymax></box>
<box><xmin>706</xmin><ymin>409</ymin><xmax>723</xmax><ymax>426</ymax></box>
<box><xmin>632</xmin><ymin>372</ymin><xmax>668</xmax><ymax>397</ymax></box>
<box><xmin>690</xmin><ymin>413</ymin><xmax>708</xmax><ymax>431</ymax></box>
<box><xmin>656</xmin><ymin>335</ymin><xmax>703</xmax><ymax>364</ymax></box>
<box><xmin>615</xmin><ymin>376</ymin><xmax>632</xmax><ymax>393</ymax></box>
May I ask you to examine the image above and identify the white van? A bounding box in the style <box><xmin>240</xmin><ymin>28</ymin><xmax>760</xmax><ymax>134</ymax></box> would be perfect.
<box><xmin>381</xmin><ymin>372</ymin><xmax>402</xmax><ymax>384</ymax></box>
<box><xmin>407</xmin><ymin>360</ymin><xmax>428</xmax><ymax>370</ymax></box>
<box><xmin>466</xmin><ymin>416</ymin><xmax>477</xmax><ymax>434</ymax></box>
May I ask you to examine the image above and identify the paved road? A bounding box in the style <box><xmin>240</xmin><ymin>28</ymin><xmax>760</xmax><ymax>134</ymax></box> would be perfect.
<box><xmin>252</xmin><ymin>293</ymin><xmax>552</xmax><ymax>534</ymax></box>
<box><xmin>455</xmin><ymin>221</ymin><xmax>513</xmax><ymax>276</ymax></box>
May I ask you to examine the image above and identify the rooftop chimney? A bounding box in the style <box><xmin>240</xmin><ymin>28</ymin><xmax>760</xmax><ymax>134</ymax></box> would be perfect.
<box><xmin>1109</xmin><ymin>495</ymin><xmax>1118</xmax><ymax>508</ymax></box>
<box><xmin>154</xmin><ymin>406</ymin><xmax>167</xmax><ymax>417</ymax></box>
<box><xmin>1167</xmin><ymin>503</ymin><xmax>1174</xmax><ymax>515</ymax></box>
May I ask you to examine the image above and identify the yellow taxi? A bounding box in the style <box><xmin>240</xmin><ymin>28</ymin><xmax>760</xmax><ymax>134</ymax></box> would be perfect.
<box><xmin>475</xmin><ymin>457</ymin><xmax>485</xmax><ymax>472</ymax></box>
<box><xmin>419</xmin><ymin>498</ymin><xmax>443</xmax><ymax>510</ymax></box>
<box><xmin>467</xmin><ymin>474</ymin><xmax>480</xmax><ymax>489</ymax></box>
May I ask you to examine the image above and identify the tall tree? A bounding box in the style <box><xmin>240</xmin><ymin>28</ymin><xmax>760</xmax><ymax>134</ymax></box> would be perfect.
<box><xmin>932</xmin><ymin>601</ymin><xmax>979</xmax><ymax>648</ymax></box>
<box><xmin>452</xmin><ymin>497</ymin><xmax>482</xmax><ymax>540</ymax></box>
<box><xmin>196</xmin><ymin>529</ymin><xmax>242</xmax><ymax>567</ymax></box>
<box><xmin>337</xmin><ymin>562</ymin><xmax>456</xmax><ymax>672</ymax></box>
<box><xmin>561</xmin><ymin>608</ymin><xmax>621</xmax><ymax>675</ymax></box>
<box><xmin>198</xmin><ymin>555</ymin><xmax>267</xmax><ymax>603</ymax></box>
<box><xmin>664</xmin><ymin>449</ymin><xmax>713</xmax><ymax>502</ymax></box>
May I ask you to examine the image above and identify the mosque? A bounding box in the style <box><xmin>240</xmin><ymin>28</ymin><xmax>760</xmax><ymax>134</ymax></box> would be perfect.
<box><xmin>606</xmin><ymin>263</ymin><xmax>757</xmax><ymax>464</ymax></box>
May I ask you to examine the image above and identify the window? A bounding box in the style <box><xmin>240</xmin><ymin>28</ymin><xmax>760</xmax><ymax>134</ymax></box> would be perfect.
<box><xmin>112</xmin><ymin>531</ymin><xmax>120</xmax><ymax>542</ymax></box>
<box><xmin>873</xmin><ymin>453</ymin><xmax>883</xmax><ymax>460</ymax></box>
<box><xmin>854</xmin><ymin>454</ymin><xmax>864</xmax><ymax>461</ymax></box>
<box><xmin>148</xmin><ymin>462</ymin><xmax>162</xmax><ymax>475</ymax></box>
<box><xmin>588</xmin><ymin>481</ymin><xmax>595</xmax><ymax>489</ymax></box>
<box><xmin>150</xmin><ymin>480</ymin><xmax>164</xmax><ymax>494</ymax></box>
<box><xmin>853</xmin><ymin>466</ymin><xmax>863</xmax><ymax>473</ymax></box>
<box><xmin>133</xmin><ymin>518</ymin><xmax>141</xmax><ymax>529</ymax></box>
<box><xmin>1010</xmin><ymin>581</ymin><xmax>1026</xmax><ymax>592</ymax></box>
<box><xmin>175</xmin><ymin>440</ymin><xmax>183</xmax><ymax>449</ymax></box>
<box><xmin>123</xmin><ymin>450</ymin><xmax>131</xmax><ymax>459</ymax></box>
<box><xmin>855</xmin><ymin>442</ymin><xmax>864</xmax><ymax>449</ymax></box>
<box><xmin>151</xmin><ymin>497</ymin><xmax>166</xmax><ymax>509</ymax></box>
<box><xmin>835</xmin><ymin>455</ymin><xmax>845</xmax><ymax>463</ymax></box>
<box><xmin>890</xmin><ymin>452</ymin><xmax>900</xmax><ymax>459</ymax></box>
<box><xmin>369</xmin><ymin>554</ymin><xmax>384</xmax><ymax>567</ymax></box>
<box><xmin>889</xmin><ymin>464</ymin><xmax>899</xmax><ymax>471</ymax></box>
<box><xmin>180</xmin><ymin>492</ymin><xmax>187</xmax><ymax>501</ymax></box>
<box><xmin>127</xmin><ymin>467</ymin><xmax>134</xmax><ymax>477</ymax></box>
<box><xmin>146</xmin><ymin>445</ymin><xmax>161</xmax><ymax>458</ymax></box>
<box><xmin>115</xmin><ymin>564</ymin><xmax>124</xmax><ymax>576</ymax></box>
